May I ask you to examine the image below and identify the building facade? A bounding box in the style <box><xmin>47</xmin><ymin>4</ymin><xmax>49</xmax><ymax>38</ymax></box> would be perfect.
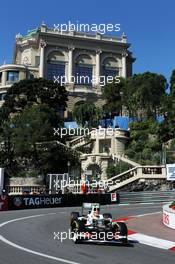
<box><xmin>0</xmin><ymin>23</ymin><xmax>135</xmax><ymax>116</ymax></box>
<box><xmin>68</xmin><ymin>128</ymin><xmax>129</xmax><ymax>180</ymax></box>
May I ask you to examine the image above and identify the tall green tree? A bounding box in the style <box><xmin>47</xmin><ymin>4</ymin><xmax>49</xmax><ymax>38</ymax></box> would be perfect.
<box><xmin>123</xmin><ymin>72</ymin><xmax>167</xmax><ymax>119</ymax></box>
<box><xmin>125</xmin><ymin>120</ymin><xmax>162</xmax><ymax>165</ymax></box>
<box><xmin>102</xmin><ymin>78</ymin><xmax>125</xmax><ymax>117</ymax></box>
<box><xmin>170</xmin><ymin>69</ymin><xmax>175</xmax><ymax>95</ymax></box>
<box><xmin>158</xmin><ymin>94</ymin><xmax>175</xmax><ymax>143</ymax></box>
<box><xmin>73</xmin><ymin>101</ymin><xmax>102</xmax><ymax>127</ymax></box>
<box><xmin>0</xmin><ymin>78</ymin><xmax>80</xmax><ymax>176</ymax></box>
<box><xmin>0</xmin><ymin>78</ymin><xmax>68</xmax><ymax>124</ymax></box>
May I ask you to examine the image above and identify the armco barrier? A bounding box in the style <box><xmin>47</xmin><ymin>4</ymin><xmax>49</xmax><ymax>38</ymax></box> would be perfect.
<box><xmin>3</xmin><ymin>193</ymin><xmax>119</xmax><ymax>211</ymax></box>
<box><xmin>163</xmin><ymin>204</ymin><xmax>175</xmax><ymax>230</ymax></box>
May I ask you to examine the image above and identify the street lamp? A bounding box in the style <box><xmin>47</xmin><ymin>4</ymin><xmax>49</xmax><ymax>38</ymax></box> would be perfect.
<box><xmin>162</xmin><ymin>143</ymin><xmax>167</xmax><ymax>165</ymax></box>
<box><xmin>67</xmin><ymin>161</ymin><xmax>70</xmax><ymax>178</ymax></box>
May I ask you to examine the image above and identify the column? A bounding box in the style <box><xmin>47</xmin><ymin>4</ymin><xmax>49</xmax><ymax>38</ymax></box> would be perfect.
<box><xmin>2</xmin><ymin>71</ymin><xmax>7</xmax><ymax>86</ymax></box>
<box><xmin>111</xmin><ymin>135</ymin><xmax>116</xmax><ymax>155</ymax></box>
<box><xmin>95</xmin><ymin>49</ymin><xmax>101</xmax><ymax>85</ymax></box>
<box><xmin>95</xmin><ymin>134</ymin><xmax>99</xmax><ymax>154</ymax></box>
<box><xmin>122</xmin><ymin>52</ymin><xmax>127</xmax><ymax>78</ymax></box>
<box><xmin>39</xmin><ymin>41</ymin><xmax>46</xmax><ymax>78</ymax></box>
<box><xmin>68</xmin><ymin>46</ymin><xmax>74</xmax><ymax>83</ymax></box>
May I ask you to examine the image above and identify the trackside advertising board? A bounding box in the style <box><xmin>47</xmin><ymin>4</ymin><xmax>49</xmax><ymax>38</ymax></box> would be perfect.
<box><xmin>1</xmin><ymin>193</ymin><xmax>119</xmax><ymax>211</ymax></box>
<box><xmin>166</xmin><ymin>164</ymin><xmax>175</xmax><ymax>181</ymax></box>
<box><xmin>8</xmin><ymin>194</ymin><xmax>65</xmax><ymax>210</ymax></box>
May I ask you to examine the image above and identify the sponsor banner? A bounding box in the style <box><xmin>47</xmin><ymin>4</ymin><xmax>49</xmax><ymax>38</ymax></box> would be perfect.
<box><xmin>163</xmin><ymin>212</ymin><xmax>170</xmax><ymax>226</ymax></box>
<box><xmin>111</xmin><ymin>193</ymin><xmax>117</xmax><ymax>202</ymax></box>
<box><xmin>0</xmin><ymin>195</ymin><xmax>8</xmax><ymax>211</ymax></box>
<box><xmin>7</xmin><ymin>193</ymin><xmax>120</xmax><ymax>210</ymax></box>
<box><xmin>166</xmin><ymin>164</ymin><xmax>175</xmax><ymax>181</ymax></box>
<box><xmin>163</xmin><ymin>205</ymin><xmax>175</xmax><ymax>230</ymax></box>
<box><xmin>8</xmin><ymin>195</ymin><xmax>64</xmax><ymax>210</ymax></box>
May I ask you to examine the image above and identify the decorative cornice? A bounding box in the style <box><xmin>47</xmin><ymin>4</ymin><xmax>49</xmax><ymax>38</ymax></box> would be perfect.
<box><xmin>68</xmin><ymin>44</ymin><xmax>75</xmax><ymax>51</ymax></box>
<box><xmin>96</xmin><ymin>49</ymin><xmax>102</xmax><ymax>55</ymax></box>
<box><xmin>40</xmin><ymin>40</ymin><xmax>47</xmax><ymax>48</ymax></box>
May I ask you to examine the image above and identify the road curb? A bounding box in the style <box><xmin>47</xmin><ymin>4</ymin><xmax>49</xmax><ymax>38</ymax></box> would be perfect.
<box><xmin>114</xmin><ymin>215</ymin><xmax>175</xmax><ymax>252</ymax></box>
<box><xmin>128</xmin><ymin>230</ymin><xmax>175</xmax><ymax>252</ymax></box>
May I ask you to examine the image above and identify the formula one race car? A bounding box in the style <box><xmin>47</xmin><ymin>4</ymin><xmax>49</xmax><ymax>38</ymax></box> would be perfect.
<box><xmin>70</xmin><ymin>203</ymin><xmax>128</xmax><ymax>244</ymax></box>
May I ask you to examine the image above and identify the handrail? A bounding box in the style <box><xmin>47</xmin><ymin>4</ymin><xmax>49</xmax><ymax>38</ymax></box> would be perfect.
<box><xmin>108</xmin><ymin>165</ymin><xmax>166</xmax><ymax>191</ymax></box>
<box><xmin>108</xmin><ymin>166</ymin><xmax>139</xmax><ymax>182</ymax></box>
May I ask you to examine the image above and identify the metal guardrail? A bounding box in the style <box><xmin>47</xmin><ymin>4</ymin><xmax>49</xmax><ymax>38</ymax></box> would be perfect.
<box><xmin>119</xmin><ymin>191</ymin><xmax>175</xmax><ymax>204</ymax></box>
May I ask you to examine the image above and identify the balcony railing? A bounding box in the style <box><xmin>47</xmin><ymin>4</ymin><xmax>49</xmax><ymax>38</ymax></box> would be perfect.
<box><xmin>7</xmin><ymin>185</ymin><xmax>46</xmax><ymax>195</ymax></box>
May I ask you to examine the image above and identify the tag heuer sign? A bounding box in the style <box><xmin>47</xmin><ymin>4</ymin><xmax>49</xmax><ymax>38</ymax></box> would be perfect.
<box><xmin>13</xmin><ymin>197</ymin><xmax>22</xmax><ymax>207</ymax></box>
<box><xmin>166</xmin><ymin>164</ymin><xmax>175</xmax><ymax>181</ymax></box>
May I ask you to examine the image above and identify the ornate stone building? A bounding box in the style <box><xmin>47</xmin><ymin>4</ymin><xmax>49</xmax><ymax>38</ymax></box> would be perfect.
<box><xmin>0</xmin><ymin>23</ymin><xmax>136</xmax><ymax>180</ymax></box>
<box><xmin>0</xmin><ymin>23</ymin><xmax>135</xmax><ymax>116</ymax></box>
<box><xmin>68</xmin><ymin>128</ymin><xmax>130</xmax><ymax>180</ymax></box>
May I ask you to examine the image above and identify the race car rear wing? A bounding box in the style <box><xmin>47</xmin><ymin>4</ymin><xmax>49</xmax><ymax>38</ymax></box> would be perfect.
<box><xmin>82</xmin><ymin>203</ymin><xmax>100</xmax><ymax>209</ymax></box>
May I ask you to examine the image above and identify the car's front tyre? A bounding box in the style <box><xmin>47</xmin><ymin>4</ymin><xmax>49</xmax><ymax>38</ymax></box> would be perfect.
<box><xmin>71</xmin><ymin>219</ymin><xmax>84</xmax><ymax>244</ymax></box>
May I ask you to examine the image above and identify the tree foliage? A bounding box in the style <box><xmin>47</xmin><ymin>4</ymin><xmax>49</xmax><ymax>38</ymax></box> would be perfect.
<box><xmin>102</xmin><ymin>78</ymin><xmax>125</xmax><ymax>117</ymax></box>
<box><xmin>0</xmin><ymin>78</ymin><xmax>68</xmax><ymax>123</ymax></box>
<box><xmin>0</xmin><ymin>78</ymin><xmax>80</xmax><ymax>176</ymax></box>
<box><xmin>170</xmin><ymin>69</ymin><xmax>175</xmax><ymax>95</ymax></box>
<box><xmin>72</xmin><ymin>101</ymin><xmax>102</xmax><ymax>127</ymax></box>
<box><xmin>106</xmin><ymin>161</ymin><xmax>130</xmax><ymax>178</ymax></box>
<box><xmin>125</xmin><ymin>120</ymin><xmax>162</xmax><ymax>165</ymax></box>
<box><xmin>122</xmin><ymin>72</ymin><xmax>167</xmax><ymax>119</ymax></box>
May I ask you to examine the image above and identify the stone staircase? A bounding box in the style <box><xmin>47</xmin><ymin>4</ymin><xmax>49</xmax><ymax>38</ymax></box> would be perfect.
<box><xmin>112</xmin><ymin>154</ymin><xmax>141</xmax><ymax>167</ymax></box>
<box><xmin>65</xmin><ymin>131</ymin><xmax>167</xmax><ymax>192</ymax></box>
<box><xmin>108</xmin><ymin>165</ymin><xmax>166</xmax><ymax>191</ymax></box>
<box><xmin>67</xmin><ymin>130</ymin><xmax>94</xmax><ymax>149</ymax></box>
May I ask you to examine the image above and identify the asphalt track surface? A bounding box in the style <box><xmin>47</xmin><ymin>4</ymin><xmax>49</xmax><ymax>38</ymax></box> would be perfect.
<box><xmin>0</xmin><ymin>204</ymin><xmax>175</xmax><ymax>264</ymax></box>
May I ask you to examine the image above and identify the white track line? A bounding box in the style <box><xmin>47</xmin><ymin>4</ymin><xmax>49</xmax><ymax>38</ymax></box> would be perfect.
<box><xmin>0</xmin><ymin>213</ymin><xmax>81</xmax><ymax>264</ymax></box>
<box><xmin>134</xmin><ymin>211</ymin><xmax>161</xmax><ymax>217</ymax></box>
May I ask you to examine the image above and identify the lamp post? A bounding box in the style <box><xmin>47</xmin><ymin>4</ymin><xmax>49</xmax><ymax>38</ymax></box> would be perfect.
<box><xmin>162</xmin><ymin>142</ymin><xmax>167</xmax><ymax>165</ymax></box>
<box><xmin>67</xmin><ymin>161</ymin><xmax>71</xmax><ymax>178</ymax></box>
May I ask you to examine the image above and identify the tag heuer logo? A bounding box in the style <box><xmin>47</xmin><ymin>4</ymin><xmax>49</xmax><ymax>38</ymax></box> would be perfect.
<box><xmin>13</xmin><ymin>197</ymin><xmax>22</xmax><ymax>207</ymax></box>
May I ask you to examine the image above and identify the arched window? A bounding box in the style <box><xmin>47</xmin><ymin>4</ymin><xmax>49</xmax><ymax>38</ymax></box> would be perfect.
<box><xmin>102</xmin><ymin>57</ymin><xmax>119</xmax><ymax>82</ymax></box>
<box><xmin>7</xmin><ymin>71</ymin><xmax>19</xmax><ymax>82</ymax></box>
<box><xmin>47</xmin><ymin>51</ymin><xmax>65</xmax><ymax>81</ymax></box>
<box><xmin>74</xmin><ymin>54</ymin><xmax>93</xmax><ymax>85</ymax></box>
<box><xmin>86</xmin><ymin>164</ymin><xmax>101</xmax><ymax>181</ymax></box>
<box><xmin>0</xmin><ymin>92</ymin><xmax>6</xmax><ymax>101</ymax></box>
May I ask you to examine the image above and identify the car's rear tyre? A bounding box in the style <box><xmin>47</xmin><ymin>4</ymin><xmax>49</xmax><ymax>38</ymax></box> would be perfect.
<box><xmin>112</xmin><ymin>222</ymin><xmax>128</xmax><ymax>244</ymax></box>
<box><xmin>121</xmin><ymin>238</ymin><xmax>128</xmax><ymax>245</ymax></box>
<box><xmin>116</xmin><ymin>222</ymin><xmax>128</xmax><ymax>236</ymax></box>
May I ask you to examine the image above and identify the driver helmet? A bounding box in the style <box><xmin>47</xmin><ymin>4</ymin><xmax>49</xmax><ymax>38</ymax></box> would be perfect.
<box><xmin>92</xmin><ymin>207</ymin><xmax>100</xmax><ymax>218</ymax></box>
